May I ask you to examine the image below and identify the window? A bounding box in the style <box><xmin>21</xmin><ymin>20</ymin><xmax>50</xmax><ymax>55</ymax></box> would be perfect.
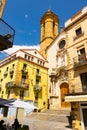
<box><xmin>28</xmin><ymin>56</ymin><xmax>30</xmax><ymax>60</ymax></box>
<box><xmin>22</xmin><ymin>75</ymin><xmax>26</xmax><ymax>83</ymax></box>
<box><xmin>37</xmin><ymin>59</ymin><xmax>39</xmax><ymax>64</ymax></box>
<box><xmin>31</xmin><ymin>57</ymin><xmax>33</xmax><ymax>61</ymax></box>
<box><xmin>35</xmin><ymin>92</ymin><xmax>38</xmax><ymax>100</ymax></box>
<box><xmin>59</xmin><ymin>40</ymin><xmax>66</xmax><ymax>49</ymax></box>
<box><xmin>6</xmin><ymin>67</ymin><xmax>9</xmax><ymax>71</ymax></box>
<box><xmin>1</xmin><ymin>79</ymin><xmax>3</xmax><ymax>82</ymax></box>
<box><xmin>36</xmin><ymin>69</ymin><xmax>39</xmax><ymax>74</ymax></box>
<box><xmin>77</xmin><ymin>48</ymin><xmax>85</xmax><ymax>55</ymax></box>
<box><xmin>43</xmin><ymin>62</ymin><xmax>45</xmax><ymax>66</ymax></box>
<box><xmin>23</xmin><ymin>64</ymin><xmax>27</xmax><ymax>70</ymax></box>
<box><xmin>20</xmin><ymin>90</ymin><xmax>24</xmax><ymax>99</ymax></box>
<box><xmin>80</xmin><ymin>73</ymin><xmax>87</xmax><ymax>92</ymax></box>
<box><xmin>36</xmin><ymin>79</ymin><xmax>39</xmax><ymax>85</ymax></box>
<box><xmin>12</xmin><ymin>64</ymin><xmax>15</xmax><ymax>68</ymax></box>
<box><xmin>77</xmin><ymin>48</ymin><xmax>86</xmax><ymax>63</ymax></box>
<box><xmin>40</xmin><ymin>61</ymin><xmax>42</xmax><ymax>65</ymax></box>
<box><xmin>25</xmin><ymin>54</ymin><xmax>27</xmax><ymax>59</ymax></box>
<box><xmin>7</xmin><ymin>90</ymin><xmax>10</xmax><ymax>98</ymax></box>
<box><xmin>34</xmin><ymin>51</ymin><xmax>37</xmax><ymax>54</ymax></box>
<box><xmin>1</xmin><ymin>91</ymin><xmax>4</xmax><ymax>98</ymax></box>
<box><xmin>76</xmin><ymin>27</ymin><xmax>82</xmax><ymax>36</ymax></box>
<box><xmin>10</xmin><ymin>75</ymin><xmax>13</xmax><ymax>79</ymax></box>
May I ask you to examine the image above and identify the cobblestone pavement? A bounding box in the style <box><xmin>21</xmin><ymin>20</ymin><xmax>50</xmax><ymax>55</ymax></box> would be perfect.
<box><xmin>0</xmin><ymin>110</ymin><xmax>73</xmax><ymax>130</ymax></box>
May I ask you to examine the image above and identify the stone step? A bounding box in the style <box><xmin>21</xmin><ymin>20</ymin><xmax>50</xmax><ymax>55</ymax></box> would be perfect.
<box><xmin>28</xmin><ymin>109</ymin><xmax>71</xmax><ymax>124</ymax></box>
<box><xmin>41</xmin><ymin>109</ymin><xmax>71</xmax><ymax>116</ymax></box>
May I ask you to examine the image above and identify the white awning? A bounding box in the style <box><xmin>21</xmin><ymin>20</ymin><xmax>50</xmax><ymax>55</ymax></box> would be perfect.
<box><xmin>65</xmin><ymin>95</ymin><xmax>87</xmax><ymax>102</ymax></box>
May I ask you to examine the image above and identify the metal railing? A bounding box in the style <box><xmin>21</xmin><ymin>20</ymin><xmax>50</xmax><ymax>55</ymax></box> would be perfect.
<box><xmin>9</xmin><ymin>68</ymin><xmax>14</xmax><ymax>74</ymax></box>
<box><xmin>6</xmin><ymin>81</ymin><xmax>29</xmax><ymax>89</ymax></box>
<box><xmin>36</xmin><ymin>73</ymin><xmax>41</xmax><ymax>79</ymax></box>
<box><xmin>73</xmin><ymin>53</ymin><xmax>87</xmax><ymax>67</ymax></box>
<box><xmin>34</xmin><ymin>84</ymin><xmax>42</xmax><ymax>92</ymax></box>
<box><xmin>21</xmin><ymin>69</ymin><xmax>28</xmax><ymax>75</ymax></box>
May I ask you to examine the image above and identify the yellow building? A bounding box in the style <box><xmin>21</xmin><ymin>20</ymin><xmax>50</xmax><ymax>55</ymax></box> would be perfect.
<box><xmin>0</xmin><ymin>49</ymin><xmax>48</xmax><ymax>111</ymax></box>
<box><xmin>40</xmin><ymin>10</ymin><xmax>59</xmax><ymax>59</ymax></box>
<box><xmin>65</xmin><ymin>6</ymin><xmax>87</xmax><ymax>130</ymax></box>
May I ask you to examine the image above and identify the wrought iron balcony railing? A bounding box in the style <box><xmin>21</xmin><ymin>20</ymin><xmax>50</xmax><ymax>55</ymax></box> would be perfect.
<box><xmin>73</xmin><ymin>53</ymin><xmax>87</xmax><ymax>68</ymax></box>
<box><xmin>36</xmin><ymin>73</ymin><xmax>41</xmax><ymax>79</ymax></box>
<box><xmin>6</xmin><ymin>81</ymin><xmax>29</xmax><ymax>89</ymax></box>
<box><xmin>34</xmin><ymin>84</ymin><xmax>42</xmax><ymax>92</ymax></box>
<box><xmin>9</xmin><ymin>68</ymin><xmax>14</xmax><ymax>75</ymax></box>
<box><xmin>21</xmin><ymin>69</ymin><xmax>28</xmax><ymax>75</ymax></box>
<box><xmin>4</xmin><ymin>70</ymin><xmax>8</xmax><ymax>76</ymax></box>
<box><xmin>0</xmin><ymin>18</ymin><xmax>15</xmax><ymax>51</ymax></box>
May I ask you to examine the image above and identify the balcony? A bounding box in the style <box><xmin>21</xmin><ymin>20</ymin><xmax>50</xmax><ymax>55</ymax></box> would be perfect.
<box><xmin>4</xmin><ymin>70</ymin><xmax>8</xmax><ymax>76</ymax></box>
<box><xmin>9</xmin><ymin>68</ymin><xmax>14</xmax><ymax>75</ymax></box>
<box><xmin>21</xmin><ymin>69</ymin><xmax>28</xmax><ymax>76</ymax></box>
<box><xmin>0</xmin><ymin>18</ymin><xmax>15</xmax><ymax>51</ymax></box>
<box><xmin>73</xmin><ymin>53</ymin><xmax>87</xmax><ymax>69</ymax></box>
<box><xmin>36</xmin><ymin>73</ymin><xmax>41</xmax><ymax>79</ymax></box>
<box><xmin>6</xmin><ymin>81</ymin><xmax>29</xmax><ymax>89</ymax></box>
<box><xmin>34</xmin><ymin>84</ymin><xmax>42</xmax><ymax>92</ymax></box>
<box><xmin>20</xmin><ymin>81</ymin><xmax>29</xmax><ymax>89</ymax></box>
<box><xmin>6</xmin><ymin>81</ymin><xmax>15</xmax><ymax>88</ymax></box>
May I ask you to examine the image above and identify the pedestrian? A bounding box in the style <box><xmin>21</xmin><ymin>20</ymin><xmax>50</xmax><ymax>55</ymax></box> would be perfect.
<box><xmin>12</xmin><ymin>118</ymin><xmax>20</xmax><ymax>130</ymax></box>
<box><xmin>0</xmin><ymin>120</ymin><xmax>5</xmax><ymax>130</ymax></box>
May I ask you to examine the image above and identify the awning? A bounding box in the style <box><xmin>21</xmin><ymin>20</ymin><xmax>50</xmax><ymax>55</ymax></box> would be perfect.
<box><xmin>0</xmin><ymin>98</ymin><xmax>16</xmax><ymax>107</ymax></box>
<box><xmin>65</xmin><ymin>95</ymin><xmax>87</xmax><ymax>102</ymax></box>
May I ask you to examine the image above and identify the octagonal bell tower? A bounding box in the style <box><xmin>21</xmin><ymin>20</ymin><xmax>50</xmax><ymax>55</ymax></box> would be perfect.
<box><xmin>40</xmin><ymin>10</ymin><xmax>59</xmax><ymax>59</ymax></box>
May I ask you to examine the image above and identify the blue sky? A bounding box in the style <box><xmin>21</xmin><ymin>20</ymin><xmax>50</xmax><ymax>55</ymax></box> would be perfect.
<box><xmin>0</xmin><ymin>0</ymin><xmax>87</xmax><ymax>59</ymax></box>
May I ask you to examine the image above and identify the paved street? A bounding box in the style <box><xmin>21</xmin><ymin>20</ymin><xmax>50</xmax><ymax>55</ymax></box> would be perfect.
<box><xmin>0</xmin><ymin>110</ymin><xmax>73</xmax><ymax>130</ymax></box>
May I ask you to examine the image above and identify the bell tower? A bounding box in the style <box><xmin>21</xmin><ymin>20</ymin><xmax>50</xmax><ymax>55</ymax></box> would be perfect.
<box><xmin>40</xmin><ymin>10</ymin><xmax>59</xmax><ymax>58</ymax></box>
<box><xmin>0</xmin><ymin>0</ymin><xmax>6</xmax><ymax>18</ymax></box>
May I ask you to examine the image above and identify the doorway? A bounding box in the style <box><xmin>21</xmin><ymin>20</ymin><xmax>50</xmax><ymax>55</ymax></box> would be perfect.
<box><xmin>60</xmin><ymin>83</ymin><xmax>70</xmax><ymax>107</ymax></box>
<box><xmin>82</xmin><ymin>108</ymin><xmax>87</xmax><ymax>130</ymax></box>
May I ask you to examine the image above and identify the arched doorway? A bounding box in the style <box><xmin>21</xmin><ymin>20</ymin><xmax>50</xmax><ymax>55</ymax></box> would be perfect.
<box><xmin>60</xmin><ymin>83</ymin><xmax>70</xmax><ymax>108</ymax></box>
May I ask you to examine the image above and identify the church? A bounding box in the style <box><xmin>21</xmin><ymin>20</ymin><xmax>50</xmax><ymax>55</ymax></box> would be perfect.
<box><xmin>40</xmin><ymin>6</ymin><xmax>87</xmax><ymax>130</ymax></box>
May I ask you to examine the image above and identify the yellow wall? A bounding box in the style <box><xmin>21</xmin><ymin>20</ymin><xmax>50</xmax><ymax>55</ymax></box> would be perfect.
<box><xmin>0</xmin><ymin>58</ymin><xmax>48</xmax><ymax>111</ymax></box>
